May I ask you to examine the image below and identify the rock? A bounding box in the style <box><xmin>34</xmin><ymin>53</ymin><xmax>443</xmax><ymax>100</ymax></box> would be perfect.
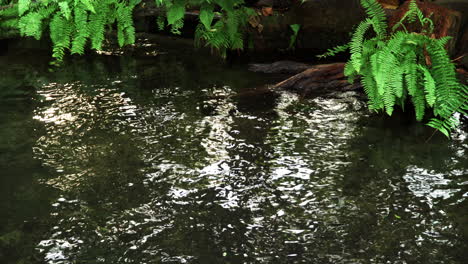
<box><xmin>457</xmin><ymin>28</ymin><xmax>468</xmax><ymax>69</ymax></box>
<box><xmin>436</xmin><ymin>0</ymin><xmax>468</xmax><ymax>26</ymax></box>
<box><xmin>248</xmin><ymin>60</ymin><xmax>311</xmax><ymax>74</ymax></box>
<box><xmin>388</xmin><ymin>0</ymin><xmax>462</xmax><ymax>54</ymax></box>
<box><xmin>248</xmin><ymin>0</ymin><xmax>465</xmax><ymax>56</ymax></box>
<box><xmin>248</xmin><ymin>0</ymin><xmax>366</xmax><ymax>53</ymax></box>
<box><xmin>437</xmin><ymin>0</ymin><xmax>468</xmax><ymax>69</ymax></box>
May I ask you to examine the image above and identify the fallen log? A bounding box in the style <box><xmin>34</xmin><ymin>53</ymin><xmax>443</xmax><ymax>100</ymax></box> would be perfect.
<box><xmin>270</xmin><ymin>62</ymin><xmax>467</xmax><ymax>97</ymax></box>
<box><xmin>272</xmin><ymin>62</ymin><xmax>362</xmax><ymax>97</ymax></box>
<box><xmin>248</xmin><ymin>60</ymin><xmax>311</xmax><ymax>74</ymax></box>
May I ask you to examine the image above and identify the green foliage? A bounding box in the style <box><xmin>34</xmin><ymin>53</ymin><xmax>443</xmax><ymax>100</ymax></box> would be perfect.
<box><xmin>0</xmin><ymin>4</ymin><xmax>19</xmax><ymax>37</ymax></box>
<box><xmin>6</xmin><ymin>0</ymin><xmax>140</xmax><ymax>64</ymax></box>
<box><xmin>153</xmin><ymin>0</ymin><xmax>257</xmax><ymax>56</ymax></box>
<box><xmin>191</xmin><ymin>1</ymin><xmax>256</xmax><ymax>57</ymax></box>
<box><xmin>320</xmin><ymin>0</ymin><xmax>467</xmax><ymax>137</ymax></box>
<box><xmin>288</xmin><ymin>24</ymin><xmax>301</xmax><ymax>50</ymax></box>
<box><xmin>1</xmin><ymin>0</ymin><xmax>258</xmax><ymax>61</ymax></box>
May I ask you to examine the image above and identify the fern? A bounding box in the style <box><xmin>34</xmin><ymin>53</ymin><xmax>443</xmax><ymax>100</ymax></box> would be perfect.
<box><xmin>320</xmin><ymin>0</ymin><xmax>467</xmax><ymax>137</ymax></box>
<box><xmin>50</xmin><ymin>13</ymin><xmax>73</xmax><ymax>62</ymax></box>
<box><xmin>2</xmin><ymin>0</ymin><xmax>257</xmax><ymax>61</ymax></box>
<box><xmin>360</xmin><ymin>0</ymin><xmax>387</xmax><ymax>38</ymax></box>
<box><xmin>318</xmin><ymin>43</ymin><xmax>349</xmax><ymax>59</ymax></box>
<box><xmin>418</xmin><ymin>65</ymin><xmax>436</xmax><ymax>107</ymax></box>
<box><xmin>88</xmin><ymin>0</ymin><xmax>110</xmax><ymax>50</ymax></box>
<box><xmin>17</xmin><ymin>0</ymin><xmax>30</xmax><ymax>16</ymax></box>
<box><xmin>349</xmin><ymin>18</ymin><xmax>373</xmax><ymax>73</ymax></box>
<box><xmin>70</xmin><ymin>3</ymin><xmax>89</xmax><ymax>55</ymax></box>
<box><xmin>8</xmin><ymin>0</ymin><xmax>140</xmax><ymax>63</ymax></box>
<box><xmin>193</xmin><ymin>3</ymin><xmax>255</xmax><ymax>57</ymax></box>
<box><xmin>116</xmin><ymin>2</ymin><xmax>137</xmax><ymax>46</ymax></box>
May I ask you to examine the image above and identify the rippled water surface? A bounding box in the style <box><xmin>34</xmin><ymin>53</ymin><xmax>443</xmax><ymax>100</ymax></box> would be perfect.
<box><xmin>1</xmin><ymin>47</ymin><xmax>467</xmax><ymax>264</ymax></box>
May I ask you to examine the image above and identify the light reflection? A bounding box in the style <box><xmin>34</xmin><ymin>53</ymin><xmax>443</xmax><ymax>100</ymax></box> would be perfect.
<box><xmin>29</xmin><ymin>69</ymin><xmax>468</xmax><ymax>264</ymax></box>
<box><xmin>403</xmin><ymin>166</ymin><xmax>459</xmax><ymax>203</ymax></box>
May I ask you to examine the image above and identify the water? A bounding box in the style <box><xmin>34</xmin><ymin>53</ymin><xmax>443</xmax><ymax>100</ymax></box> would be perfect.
<box><xmin>1</xmin><ymin>46</ymin><xmax>467</xmax><ymax>264</ymax></box>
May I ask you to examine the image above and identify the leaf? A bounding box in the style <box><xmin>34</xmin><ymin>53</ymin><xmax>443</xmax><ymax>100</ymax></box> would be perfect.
<box><xmin>80</xmin><ymin>0</ymin><xmax>96</xmax><ymax>13</ymax></box>
<box><xmin>59</xmin><ymin>2</ymin><xmax>71</xmax><ymax>20</ymax></box>
<box><xmin>427</xmin><ymin>118</ymin><xmax>450</xmax><ymax>138</ymax></box>
<box><xmin>418</xmin><ymin>65</ymin><xmax>436</xmax><ymax>107</ymax></box>
<box><xmin>288</xmin><ymin>24</ymin><xmax>301</xmax><ymax>50</ymax></box>
<box><xmin>167</xmin><ymin>0</ymin><xmax>185</xmax><ymax>25</ymax></box>
<box><xmin>18</xmin><ymin>12</ymin><xmax>42</xmax><ymax>39</ymax></box>
<box><xmin>290</xmin><ymin>24</ymin><xmax>301</xmax><ymax>34</ymax></box>
<box><xmin>18</xmin><ymin>0</ymin><xmax>31</xmax><ymax>16</ymax></box>
<box><xmin>215</xmin><ymin>0</ymin><xmax>236</xmax><ymax>13</ymax></box>
<box><xmin>199</xmin><ymin>3</ymin><xmax>214</xmax><ymax>29</ymax></box>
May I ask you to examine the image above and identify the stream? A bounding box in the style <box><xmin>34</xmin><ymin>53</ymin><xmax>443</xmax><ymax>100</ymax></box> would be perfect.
<box><xmin>1</xmin><ymin>45</ymin><xmax>467</xmax><ymax>264</ymax></box>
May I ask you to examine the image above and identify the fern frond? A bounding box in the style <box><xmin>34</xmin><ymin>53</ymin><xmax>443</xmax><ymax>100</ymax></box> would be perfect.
<box><xmin>317</xmin><ymin>44</ymin><xmax>349</xmax><ymax>59</ymax></box>
<box><xmin>427</xmin><ymin>116</ymin><xmax>459</xmax><ymax>138</ymax></box>
<box><xmin>407</xmin><ymin>0</ymin><xmax>418</xmax><ymax>23</ymax></box>
<box><xmin>88</xmin><ymin>1</ymin><xmax>108</xmax><ymax>50</ymax></box>
<box><xmin>417</xmin><ymin>65</ymin><xmax>436</xmax><ymax>107</ymax></box>
<box><xmin>18</xmin><ymin>12</ymin><xmax>43</xmax><ymax>39</ymax></box>
<box><xmin>403</xmin><ymin>51</ymin><xmax>417</xmax><ymax>96</ymax></box>
<box><xmin>350</xmin><ymin>19</ymin><xmax>373</xmax><ymax>73</ymax></box>
<box><xmin>50</xmin><ymin>13</ymin><xmax>73</xmax><ymax>62</ymax></box>
<box><xmin>360</xmin><ymin>0</ymin><xmax>387</xmax><ymax>38</ymax></box>
<box><xmin>324</xmin><ymin>0</ymin><xmax>466</xmax><ymax>137</ymax></box>
<box><xmin>71</xmin><ymin>3</ymin><xmax>89</xmax><ymax>54</ymax></box>
<box><xmin>362</xmin><ymin>69</ymin><xmax>384</xmax><ymax>110</ymax></box>
<box><xmin>412</xmin><ymin>86</ymin><xmax>426</xmax><ymax>121</ymax></box>
<box><xmin>383</xmin><ymin>83</ymin><xmax>396</xmax><ymax>115</ymax></box>
<box><xmin>116</xmin><ymin>2</ymin><xmax>136</xmax><ymax>46</ymax></box>
<box><xmin>426</xmin><ymin>37</ymin><xmax>459</xmax><ymax>117</ymax></box>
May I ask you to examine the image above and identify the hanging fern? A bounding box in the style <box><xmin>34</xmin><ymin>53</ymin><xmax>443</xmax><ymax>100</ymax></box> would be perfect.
<box><xmin>320</xmin><ymin>0</ymin><xmax>467</xmax><ymax>137</ymax></box>
<box><xmin>6</xmin><ymin>0</ymin><xmax>140</xmax><ymax>64</ymax></box>
<box><xmin>158</xmin><ymin>0</ymin><xmax>256</xmax><ymax>57</ymax></box>
<box><xmin>1</xmin><ymin>0</ymin><xmax>258</xmax><ymax>61</ymax></box>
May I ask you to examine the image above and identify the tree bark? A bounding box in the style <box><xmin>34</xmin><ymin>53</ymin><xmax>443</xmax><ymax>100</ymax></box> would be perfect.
<box><xmin>272</xmin><ymin>63</ymin><xmax>362</xmax><ymax>97</ymax></box>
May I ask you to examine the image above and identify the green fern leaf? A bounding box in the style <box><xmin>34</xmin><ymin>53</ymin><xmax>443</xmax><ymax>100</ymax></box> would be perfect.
<box><xmin>59</xmin><ymin>2</ymin><xmax>71</xmax><ymax>20</ymax></box>
<box><xmin>350</xmin><ymin>19</ymin><xmax>372</xmax><ymax>73</ymax></box>
<box><xmin>18</xmin><ymin>12</ymin><xmax>42</xmax><ymax>39</ymax></box>
<box><xmin>18</xmin><ymin>0</ymin><xmax>31</xmax><ymax>16</ymax></box>
<box><xmin>317</xmin><ymin>44</ymin><xmax>349</xmax><ymax>59</ymax></box>
<box><xmin>71</xmin><ymin>3</ymin><xmax>89</xmax><ymax>55</ymax></box>
<box><xmin>417</xmin><ymin>65</ymin><xmax>436</xmax><ymax>107</ymax></box>
<box><xmin>360</xmin><ymin>0</ymin><xmax>387</xmax><ymax>38</ymax></box>
<box><xmin>200</xmin><ymin>3</ymin><xmax>215</xmax><ymax>29</ymax></box>
<box><xmin>80</xmin><ymin>0</ymin><xmax>95</xmax><ymax>13</ymax></box>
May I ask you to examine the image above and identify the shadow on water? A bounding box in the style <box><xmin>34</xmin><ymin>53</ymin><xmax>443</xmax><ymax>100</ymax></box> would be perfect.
<box><xmin>0</xmin><ymin>45</ymin><xmax>467</xmax><ymax>264</ymax></box>
<box><xmin>0</xmin><ymin>99</ymin><xmax>57</xmax><ymax>262</ymax></box>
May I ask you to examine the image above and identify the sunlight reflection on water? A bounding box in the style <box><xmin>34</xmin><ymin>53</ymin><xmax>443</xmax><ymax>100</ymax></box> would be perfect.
<box><xmin>26</xmin><ymin>61</ymin><xmax>468</xmax><ymax>264</ymax></box>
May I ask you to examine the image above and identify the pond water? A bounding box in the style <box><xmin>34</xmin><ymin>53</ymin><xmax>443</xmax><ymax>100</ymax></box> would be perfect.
<box><xmin>1</xmin><ymin>45</ymin><xmax>467</xmax><ymax>264</ymax></box>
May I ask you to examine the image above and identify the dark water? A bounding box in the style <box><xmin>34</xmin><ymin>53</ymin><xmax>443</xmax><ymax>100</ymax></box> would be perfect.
<box><xmin>1</xmin><ymin>47</ymin><xmax>467</xmax><ymax>264</ymax></box>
